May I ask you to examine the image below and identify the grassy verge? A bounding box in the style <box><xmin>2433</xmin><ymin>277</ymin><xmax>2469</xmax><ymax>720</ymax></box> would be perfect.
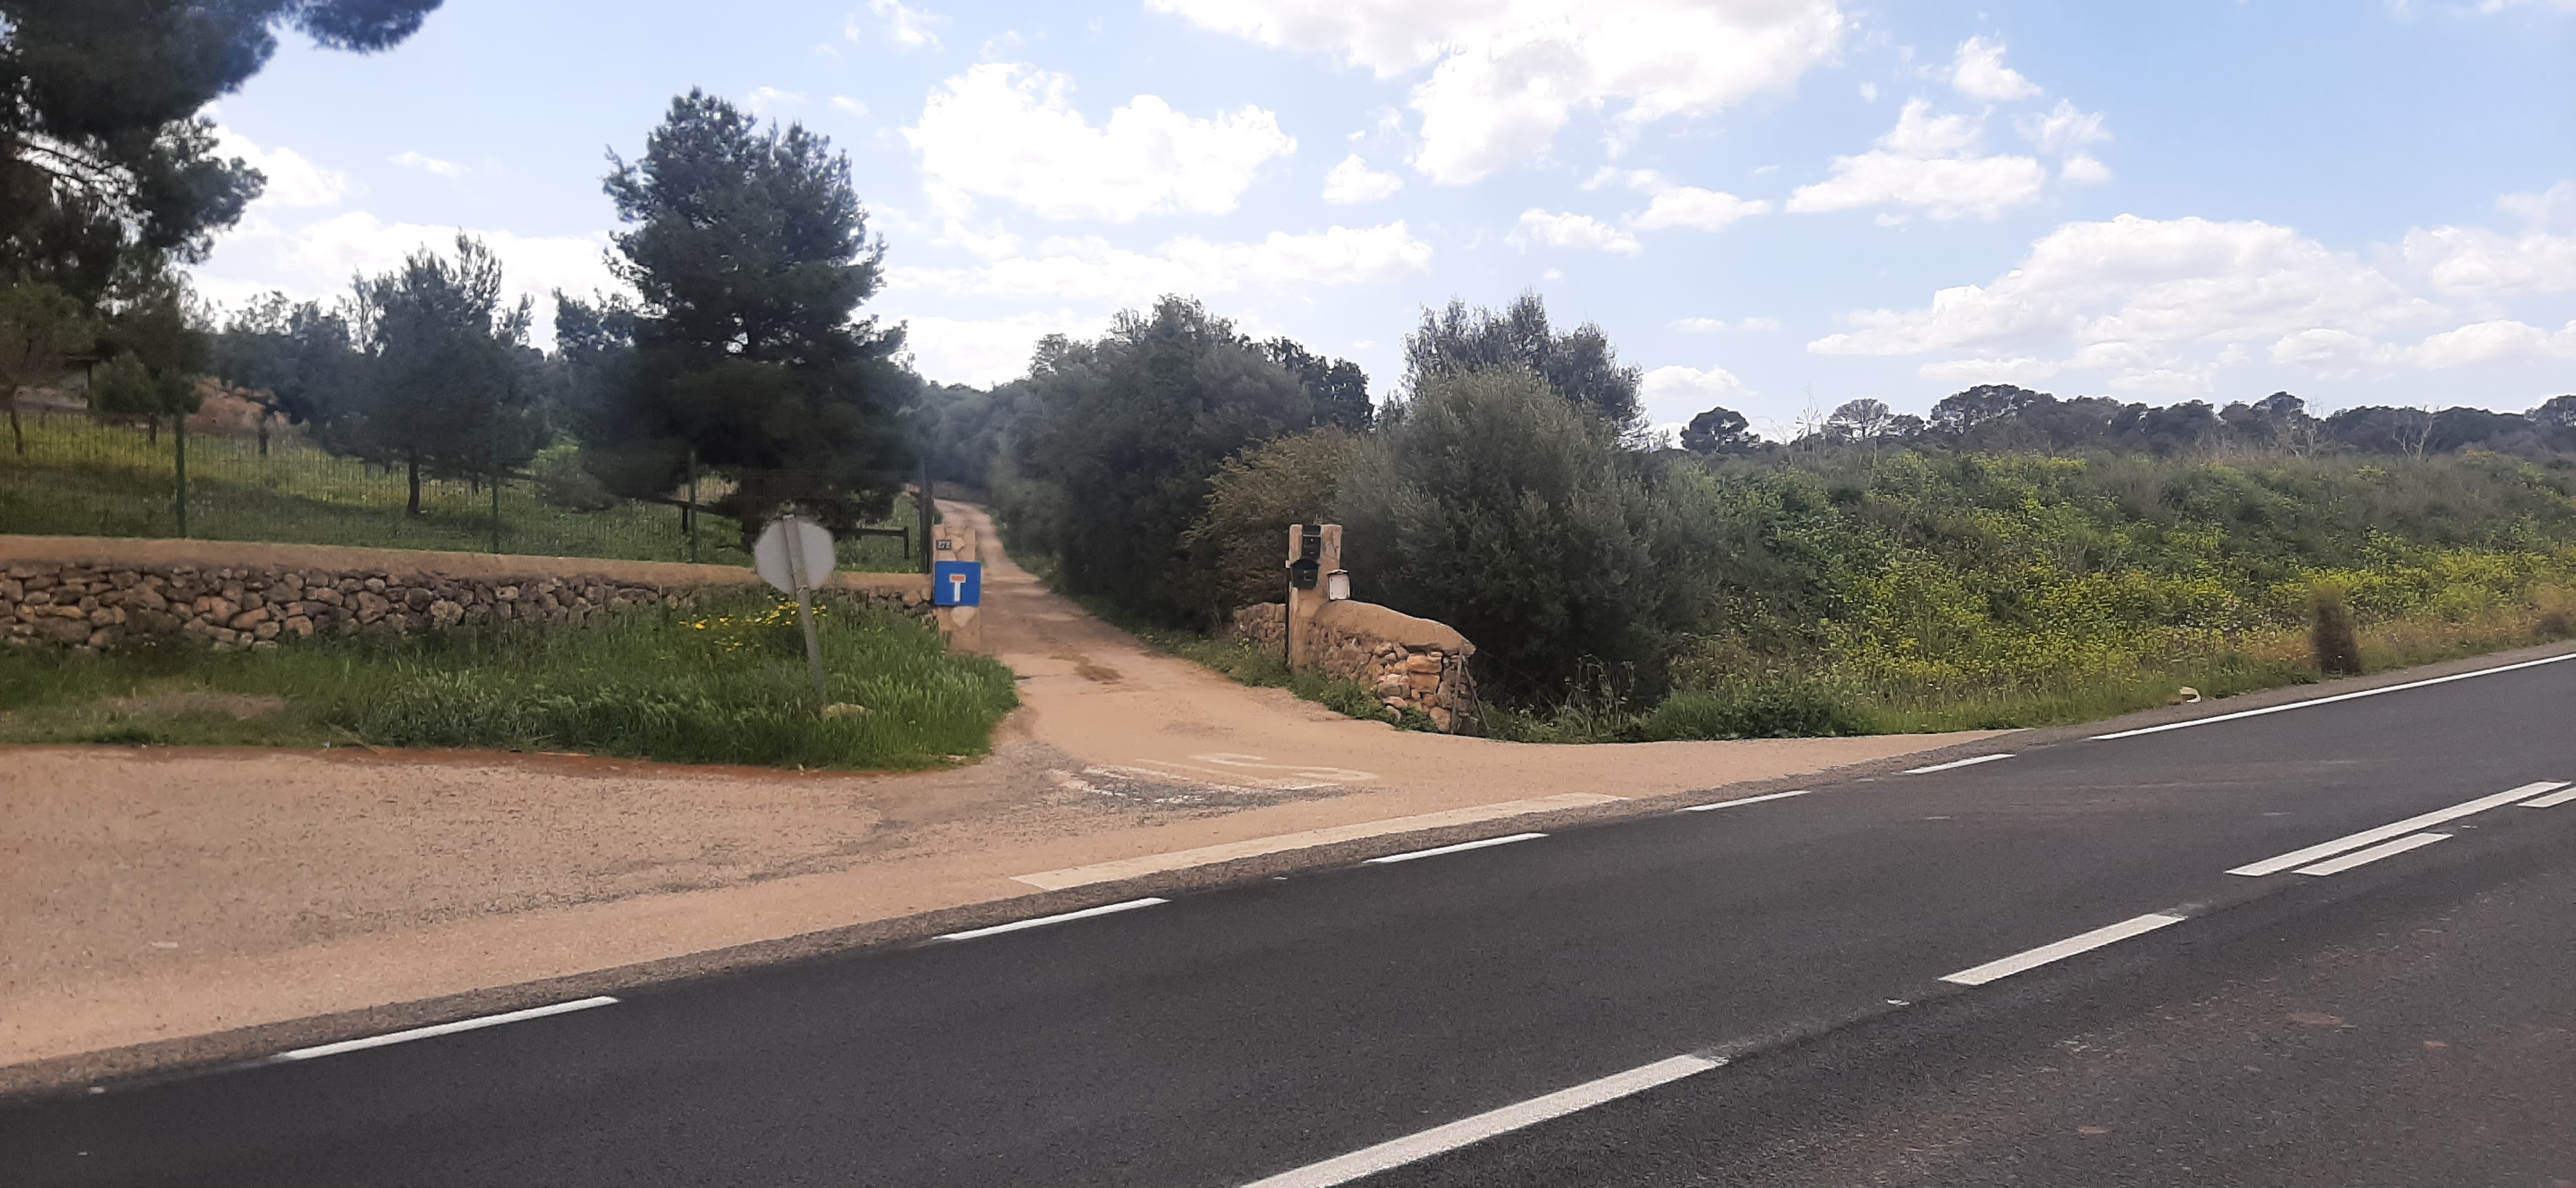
<box><xmin>0</xmin><ymin>413</ymin><xmax>925</xmax><ymax>572</ymax></box>
<box><xmin>1486</xmin><ymin>605</ymin><xmax>2576</xmax><ymax>743</ymax></box>
<box><xmin>0</xmin><ymin>588</ymin><xmax>1018</xmax><ymax>768</ymax></box>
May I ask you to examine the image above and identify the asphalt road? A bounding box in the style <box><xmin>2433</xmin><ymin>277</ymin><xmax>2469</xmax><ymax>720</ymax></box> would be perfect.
<box><xmin>7</xmin><ymin>654</ymin><xmax>2574</xmax><ymax>1187</ymax></box>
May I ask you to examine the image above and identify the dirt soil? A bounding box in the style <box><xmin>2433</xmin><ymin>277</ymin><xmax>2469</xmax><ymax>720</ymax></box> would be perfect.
<box><xmin>1</xmin><ymin>505</ymin><xmax>1997</xmax><ymax>1079</ymax></box>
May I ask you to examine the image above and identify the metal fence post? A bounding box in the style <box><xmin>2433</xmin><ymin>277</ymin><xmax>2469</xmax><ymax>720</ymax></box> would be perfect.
<box><xmin>687</xmin><ymin>448</ymin><xmax>700</xmax><ymax>565</ymax></box>
<box><xmin>173</xmin><ymin>414</ymin><xmax>188</xmax><ymax>538</ymax></box>
<box><xmin>917</xmin><ymin>460</ymin><xmax>933</xmax><ymax>574</ymax></box>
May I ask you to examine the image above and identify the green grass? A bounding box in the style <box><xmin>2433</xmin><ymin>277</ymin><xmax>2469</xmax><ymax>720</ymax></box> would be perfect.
<box><xmin>1477</xmin><ymin>609</ymin><xmax>2576</xmax><ymax>743</ymax></box>
<box><xmin>0</xmin><ymin>587</ymin><xmax>1018</xmax><ymax>768</ymax></box>
<box><xmin>0</xmin><ymin>412</ymin><xmax>925</xmax><ymax>572</ymax></box>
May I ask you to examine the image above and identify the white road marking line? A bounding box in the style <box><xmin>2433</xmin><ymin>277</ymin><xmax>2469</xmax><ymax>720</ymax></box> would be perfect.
<box><xmin>1938</xmin><ymin>913</ymin><xmax>2187</xmax><ymax>986</ymax></box>
<box><xmin>933</xmin><ymin>897</ymin><xmax>1169</xmax><ymax>941</ymax></box>
<box><xmin>1679</xmin><ymin>789</ymin><xmax>1813</xmax><ymax>812</ymax></box>
<box><xmin>2292</xmin><ymin>832</ymin><xmax>2450</xmax><ymax>876</ymax></box>
<box><xmin>2225</xmin><ymin>782</ymin><xmax>2564</xmax><ymax>877</ymax></box>
<box><xmin>1239</xmin><ymin>1054</ymin><xmax>1722</xmax><ymax>1188</ymax></box>
<box><xmin>1903</xmin><ymin>754</ymin><xmax>2015</xmax><ymax>775</ymax></box>
<box><xmin>2090</xmin><ymin>651</ymin><xmax>2576</xmax><ymax>740</ymax></box>
<box><xmin>2518</xmin><ymin>782</ymin><xmax>2576</xmax><ymax>809</ymax></box>
<box><xmin>270</xmin><ymin>996</ymin><xmax>619</xmax><ymax>1062</ymax></box>
<box><xmin>1364</xmin><ymin>832</ymin><xmax>1547</xmax><ymax>865</ymax></box>
<box><xmin>1011</xmin><ymin>793</ymin><xmax>1624</xmax><ymax>890</ymax></box>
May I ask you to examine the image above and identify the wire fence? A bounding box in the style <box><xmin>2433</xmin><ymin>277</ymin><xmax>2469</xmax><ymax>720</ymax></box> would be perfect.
<box><xmin>0</xmin><ymin>408</ymin><xmax>924</xmax><ymax>572</ymax></box>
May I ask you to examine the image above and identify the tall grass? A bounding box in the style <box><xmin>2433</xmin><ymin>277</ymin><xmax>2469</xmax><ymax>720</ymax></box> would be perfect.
<box><xmin>0</xmin><ymin>411</ymin><xmax>924</xmax><ymax>571</ymax></box>
<box><xmin>0</xmin><ymin>588</ymin><xmax>1018</xmax><ymax>768</ymax></box>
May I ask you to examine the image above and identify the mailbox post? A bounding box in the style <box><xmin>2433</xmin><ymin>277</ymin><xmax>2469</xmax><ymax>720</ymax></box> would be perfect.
<box><xmin>1284</xmin><ymin>522</ymin><xmax>1342</xmax><ymax>671</ymax></box>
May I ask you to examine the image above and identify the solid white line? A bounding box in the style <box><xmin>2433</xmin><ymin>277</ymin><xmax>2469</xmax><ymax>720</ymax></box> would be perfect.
<box><xmin>2518</xmin><ymin>782</ymin><xmax>2576</xmax><ymax>809</ymax></box>
<box><xmin>933</xmin><ymin>897</ymin><xmax>1169</xmax><ymax>941</ymax></box>
<box><xmin>1938</xmin><ymin>913</ymin><xmax>2187</xmax><ymax>987</ymax></box>
<box><xmin>1364</xmin><ymin>832</ymin><xmax>1547</xmax><ymax>865</ymax></box>
<box><xmin>2090</xmin><ymin>651</ymin><xmax>2576</xmax><ymax>740</ymax></box>
<box><xmin>2225</xmin><ymin>782</ymin><xmax>2564</xmax><ymax>876</ymax></box>
<box><xmin>1679</xmin><ymin>789</ymin><xmax>1813</xmax><ymax>812</ymax></box>
<box><xmin>1239</xmin><ymin>1054</ymin><xmax>1722</xmax><ymax>1188</ymax></box>
<box><xmin>271</xmin><ymin>996</ymin><xmax>619</xmax><ymax>1062</ymax></box>
<box><xmin>2292</xmin><ymin>832</ymin><xmax>2450</xmax><ymax>876</ymax></box>
<box><xmin>1903</xmin><ymin>754</ymin><xmax>2015</xmax><ymax>775</ymax></box>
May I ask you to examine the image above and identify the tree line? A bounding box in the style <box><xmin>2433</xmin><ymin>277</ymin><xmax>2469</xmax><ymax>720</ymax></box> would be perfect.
<box><xmin>1689</xmin><ymin>385</ymin><xmax>2576</xmax><ymax>462</ymax></box>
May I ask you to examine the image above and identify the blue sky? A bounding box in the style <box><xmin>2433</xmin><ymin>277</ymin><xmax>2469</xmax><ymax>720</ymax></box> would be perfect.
<box><xmin>195</xmin><ymin>0</ymin><xmax>2575</xmax><ymax>436</ymax></box>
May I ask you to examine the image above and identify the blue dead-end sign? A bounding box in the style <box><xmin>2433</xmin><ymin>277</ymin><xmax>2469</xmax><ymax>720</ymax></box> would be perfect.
<box><xmin>933</xmin><ymin>560</ymin><xmax>983</xmax><ymax>607</ymax></box>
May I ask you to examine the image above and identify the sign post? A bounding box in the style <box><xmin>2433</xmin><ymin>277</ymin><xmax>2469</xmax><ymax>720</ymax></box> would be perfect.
<box><xmin>753</xmin><ymin>515</ymin><xmax>837</xmax><ymax>710</ymax></box>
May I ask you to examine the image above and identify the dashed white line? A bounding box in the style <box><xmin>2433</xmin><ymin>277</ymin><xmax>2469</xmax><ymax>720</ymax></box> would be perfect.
<box><xmin>1364</xmin><ymin>832</ymin><xmax>1547</xmax><ymax>865</ymax></box>
<box><xmin>1678</xmin><ymin>789</ymin><xmax>1812</xmax><ymax>812</ymax></box>
<box><xmin>1938</xmin><ymin>913</ymin><xmax>2187</xmax><ymax>986</ymax></box>
<box><xmin>1239</xmin><ymin>1054</ymin><xmax>1723</xmax><ymax>1188</ymax></box>
<box><xmin>2292</xmin><ymin>832</ymin><xmax>2450</xmax><ymax>876</ymax></box>
<box><xmin>2518</xmin><ymin>782</ymin><xmax>2576</xmax><ymax>809</ymax></box>
<box><xmin>2089</xmin><ymin>651</ymin><xmax>2576</xmax><ymax>740</ymax></box>
<box><xmin>2226</xmin><ymin>782</ymin><xmax>2563</xmax><ymax>877</ymax></box>
<box><xmin>270</xmin><ymin>996</ymin><xmax>619</xmax><ymax>1062</ymax></box>
<box><xmin>933</xmin><ymin>897</ymin><xmax>1169</xmax><ymax>941</ymax></box>
<box><xmin>1903</xmin><ymin>754</ymin><xmax>2015</xmax><ymax>775</ymax></box>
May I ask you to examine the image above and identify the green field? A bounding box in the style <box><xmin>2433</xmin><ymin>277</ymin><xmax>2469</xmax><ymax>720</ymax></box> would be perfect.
<box><xmin>0</xmin><ymin>411</ymin><xmax>926</xmax><ymax>572</ymax></box>
<box><xmin>0</xmin><ymin>586</ymin><xmax>1019</xmax><ymax>768</ymax></box>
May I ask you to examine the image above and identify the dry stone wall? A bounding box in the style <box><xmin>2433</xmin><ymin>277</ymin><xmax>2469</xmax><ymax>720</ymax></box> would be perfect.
<box><xmin>1231</xmin><ymin>600</ymin><xmax>1478</xmax><ymax>733</ymax></box>
<box><xmin>3</xmin><ymin>558</ymin><xmax>930</xmax><ymax>653</ymax></box>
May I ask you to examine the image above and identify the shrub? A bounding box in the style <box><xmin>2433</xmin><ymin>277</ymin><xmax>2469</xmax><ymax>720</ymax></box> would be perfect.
<box><xmin>1338</xmin><ymin>367</ymin><xmax>1724</xmax><ymax>702</ymax></box>
<box><xmin>2308</xmin><ymin>583</ymin><xmax>2365</xmax><ymax>675</ymax></box>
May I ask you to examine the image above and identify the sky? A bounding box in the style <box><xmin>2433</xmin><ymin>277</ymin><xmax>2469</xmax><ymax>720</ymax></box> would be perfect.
<box><xmin>193</xmin><ymin>0</ymin><xmax>2576</xmax><ymax>437</ymax></box>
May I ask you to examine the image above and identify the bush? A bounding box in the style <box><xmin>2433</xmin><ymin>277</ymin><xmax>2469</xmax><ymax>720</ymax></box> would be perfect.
<box><xmin>1182</xmin><ymin>429</ymin><xmax>1374</xmax><ymax>618</ymax></box>
<box><xmin>1643</xmin><ymin>682</ymin><xmax>1869</xmax><ymax>740</ymax></box>
<box><xmin>996</xmin><ymin>298</ymin><xmax>1326</xmax><ymax>627</ymax></box>
<box><xmin>1338</xmin><ymin>367</ymin><xmax>1725</xmax><ymax>702</ymax></box>
<box><xmin>2309</xmin><ymin>583</ymin><xmax>2364</xmax><ymax>675</ymax></box>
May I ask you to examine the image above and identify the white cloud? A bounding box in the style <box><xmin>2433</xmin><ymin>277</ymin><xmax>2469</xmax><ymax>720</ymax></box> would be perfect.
<box><xmin>191</xmin><ymin>211</ymin><xmax>616</xmax><ymax>347</ymax></box>
<box><xmin>2497</xmin><ymin>180</ymin><xmax>2576</xmax><ymax>228</ymax></box>
<box><xmin>1322</xmin><ymin>154</ymin><xmax>1404</xmax><ymax>204</ymax></box>
<box><xmin>1510</xmin><ymin>209</ymin><xmax>1640</xmax><ymax>255</ymax></box>
<box><xmin>387</xmin><ymin>151</ymin><xmax>460</xmax><ymax>178</ymax></box>
<box><xmin>745</xmin><ymin>86</ymin><xmax>806</xmax><ymax>115</ymax></box>
<box><xmin>2402</xmin><ymin>319</ymin><xmax>2576</xmax><ymax>368</ymax></box>
<box><xmin>852</xmin><ymin>0</ymin><xmax>944</xmax><ymax>51</ymax></box>
<box><xmin>2015</xmin><ymin>99</ymin><xmax>2109</xmax><ymax>153</ymax></box>
<box><xmin>1640</xmin><ymin>363</ymin><xmax>1754</xmax><ymax>417</ymax></box>
<box><xmin>904</xmin><ymin>63</ymin><xmax>1296</xmax><ymax>222</ymax></box>
<box><xmin>1786</xmin><ymin>99</ymin><xmax>2049</xmax><ymax>220</ymax></box>
<box><xmin>896</xmin><ymin>311</ymin><xmax>1114</xmax><ymax>386</ymax></box>
<box><xmin>1146</xmin><ymin>0</ymin><xmax>1848</xmax><ymax>184</ymax></box>
<box><xmin>214</xmin><ymin>126</ymin><xmax>355</xmax><ymax>208</ymax></box>
<box><xmin>1809</xmin><ymin>213</ymin><xmax>2450</xmax><ymax>392</ymax></box>
<box><xmin>2269</xmin><ymin>327</ymin><xmax>2384</xmax><ymax>369</ymax></box>
<box><xmin>889</xmin><ymin>222</ymin><xmax>1434</xmax><ymax>303</ymax></box>
<box><xmin>1591</xmin><ymin>168</ymin><xmax>1770</xmax><ymax>232</ymax></box>
<box><xmin>2060</xmin><ymin>153</ymin><xmax>2112</xmax><ymax>186</ymax></box>
<box><xmin>931</xmin><ymin>220</ymin><xmax>1022</xmax><ymax>259</ymax></box>
<box><xmin>1919</xmin><ymin>356</ymin><xmax>2061</xmax><ymax>385</ymax></box>
<box><xmin>1672</xmin><ymin>316</ymin><xmax>1778</xmax><ymax>333</ymax></box>
<box><xmin>2403</xmin><ymin>225</ymin><xmax>2576</xmax><ymax>296</ymax></box>
<box><xmin>1949</xmin><ymin>36</ymin><xmax>2041</xmax><ymax>102</ymax></box>
<box><xmin>831</xmin><ymin>96</ymin><xmax>870</xmax><ymax>117</ymax></box>
<box><xmin>1632</xmin><ymin>186</ymin><xmax>1770</xmax><ymax>232</ymax></box>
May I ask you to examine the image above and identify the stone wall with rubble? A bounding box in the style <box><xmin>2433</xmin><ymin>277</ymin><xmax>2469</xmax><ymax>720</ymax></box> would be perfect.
<box><xmin>1230</xmin><ymin>600</ymin><xmax>1476</xmax><ymax>733</ymax></box>
<box><xmin>0</xmin><ymin>537</ymin><xmax>935</xmax><ymax>653</ymax></box>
